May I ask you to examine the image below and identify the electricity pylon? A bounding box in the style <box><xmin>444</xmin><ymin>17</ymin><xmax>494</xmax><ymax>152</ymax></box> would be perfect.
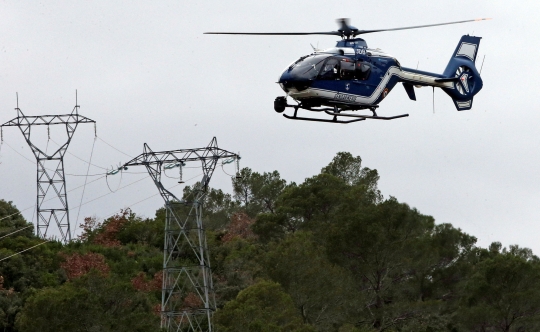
<box><xmin>1</xmin><ymin>97</ymin><xmax>96</xmax><ymax>243</ymax></box>
<box><xmin>122</xmin><ymin>138</ymin><xmax>239</xmax><ymax>332</ymax></box>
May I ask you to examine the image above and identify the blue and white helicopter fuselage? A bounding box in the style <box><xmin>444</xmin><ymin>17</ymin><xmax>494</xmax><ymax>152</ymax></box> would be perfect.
<box><xmin>275</xmin><ymin>36</ymin><xmax>483</xmax><ymax>122</ymax></box>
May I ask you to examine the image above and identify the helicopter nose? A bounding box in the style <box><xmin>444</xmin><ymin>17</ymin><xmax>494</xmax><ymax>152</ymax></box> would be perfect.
<box><xmin>278</xmin><ymin>71</ymin><xmax>311</xmax><ymax>92</ymax></box>
<box><xmin>278</xmin><ymin>71</ymin><xmax>293</xmax><ymax>92</ymax></box>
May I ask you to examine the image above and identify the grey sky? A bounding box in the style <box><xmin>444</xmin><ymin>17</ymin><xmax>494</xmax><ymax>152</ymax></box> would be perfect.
<box><xmin>0</xmin><ymin>1</ymin><xmax>538</xmax><ymax>252</ymax></box>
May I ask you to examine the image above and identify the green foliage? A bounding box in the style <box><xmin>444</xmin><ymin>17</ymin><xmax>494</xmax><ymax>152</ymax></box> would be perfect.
<box><xmin>0</xmin><ymin>200</ymin><xmax>34</xmax><ymax>239</ymax></box>
<box><xmin>211</xmin><ymin>236</ymin><xmax>264</xmax><ymax>306</ymax></box>
<box><xmin>321</xmin><ymin>152</ymin><xmax>380</xmax><ymax>193</ymax></box>
<box><xmin>264</xmin><ymin>231</ymin><xmax>360</xmax><ymax>330</ymax></box>
<box><xmin>215</xmin><ymin>280</ymin><xmax>315</xmax><ymax>332</ymax></box>
<box><xmin>2</xmin><ymin>151</ymin><xmax>540</xmax><ymax>331</ymax></box>
<box><xmin>459</xmin><ymin>247</ymin><xmax>540</xmax><ymax>331</ymax></box>
<box><xmin>15</xmin><ymin>272</ymin><xmax>160</xmax><ymax>332</ymax></box>
<box><xmin>232</xmin><ymin>168</ymin><xmax>287</xmax><ymax>216</ymax></box>
<box><xmin>183</xmin><ymin>186</ymin><xmax>239</xmax><ymax>230</ymax></box>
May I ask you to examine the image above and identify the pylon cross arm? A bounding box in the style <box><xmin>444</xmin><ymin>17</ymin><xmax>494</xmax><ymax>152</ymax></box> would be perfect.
<box><xmin>123</xmin><ymin>149</ymin><xmax>238</xmax><ymax>168</ymax></box>
<box><xmin>1</xmin><ymin>114</ymin><xmax>95</xmax><ymax>127</ymax></box>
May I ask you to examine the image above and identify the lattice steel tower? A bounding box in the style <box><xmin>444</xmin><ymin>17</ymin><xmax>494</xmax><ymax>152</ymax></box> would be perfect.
<box><xmin>123</xmin><ymin>138</ymin><xmax>239</xmax><ymax>332</ymax></box>
<box><xmin>1</xmin><ymin>96</ymin><xmax>96</xmax><ymax>243</ymax></box>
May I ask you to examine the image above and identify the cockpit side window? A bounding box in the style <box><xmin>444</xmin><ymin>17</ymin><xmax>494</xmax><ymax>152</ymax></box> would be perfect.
<box><xmin>319</xmin><ymin>57</ymin><xmax>340</xmax><ymax>80</ymax></box>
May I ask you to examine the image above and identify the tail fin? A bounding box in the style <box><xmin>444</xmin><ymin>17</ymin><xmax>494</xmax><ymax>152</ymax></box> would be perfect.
<box><xmin>441</xmin><ymin>35</ymin><xmax>483</xmax><ymax>111</ymax></box>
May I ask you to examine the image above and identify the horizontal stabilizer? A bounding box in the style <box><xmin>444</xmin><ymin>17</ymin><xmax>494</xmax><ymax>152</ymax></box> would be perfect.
<box><xmin>434</xmin><ymin>77</ymin><xmax>459</xmax><ymax>83</ymax></box>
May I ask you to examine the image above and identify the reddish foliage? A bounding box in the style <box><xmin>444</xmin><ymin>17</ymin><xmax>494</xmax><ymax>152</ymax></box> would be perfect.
<box><xmin>222</xmin><ymin>212</ymin><xmax>256</xmax><ymax>242</ymax></box>
<box><xmin>182</xmin><ymin>292</ymin><xmax>203</xmax><ymax>310</ymax></box>
<box><xmin>93</xmin><ymin>209</ymin><xmax>131</xmax><ymax>247</ymax></box>
<box><xmin>78</xmin><ymin>216</ymin><xmax>100</xmax><ymax>242</ymax></box>
<box><xmin>0</xmin><ymin>276</ymin><xmax>15</xmax><ymax>296</ymax></box>
<box><xmin>153</xmin><ymin>304</ymin><xmax>162</xmax><ymax>316</ymax></box>
<box><xmin>60</xmin><ymin>252</ymin><xmax>110</xmax><ymax>280</ymax></box>
<box><xmin>131</xmin><ymin>271</ymin><xmax>163</xmax><ymax>292</ymax></box>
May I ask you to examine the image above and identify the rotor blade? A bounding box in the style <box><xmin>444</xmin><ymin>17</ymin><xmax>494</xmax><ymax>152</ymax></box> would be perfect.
<box><xmin>355</xmin><ymin>18</ymin><xmax>492</xmax><ymax>35</ymax></box>
<box><xmin>204</xmin><ymin>31</ymin><xmax>340</xmax><ymax>36</ymax></box>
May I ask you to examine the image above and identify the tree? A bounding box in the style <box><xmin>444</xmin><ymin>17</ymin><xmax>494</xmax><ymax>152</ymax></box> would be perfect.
<box><xmin>60</xmin><ymin>252</ymin><xmax>110</xmax><ymax>280</ymax></box>
<box><xmin>326</xmin><ymin>197</ymin><xmax>439</xmax><ymax>330</ymax></box>
<box><xmin>0</xmin><ymin>200</ymin><xmax>33</xmax><ymax>239</ymax></box>
<box><xmin>182</xmin><ymin>184</ymin><xmax>239</xmax><ymax>230</ymax></box>
<box><xmin>232</xmin><ymin>168</ymin><xmax>287</xmax><ymax>216</ymax></box>
<box><xmin>0</xmin><ymin>275</ymin><xmax>23</xmax><ymax>332</ymax></box>
<box><xmin>252</xmin><ymin>153</ymin><xmax>384</xmax><ymax>242</ymax></box>
<box><xmin>264</xmin><ymin>231</ymin><xmax>360</xmax><ymax>331</ymax></box>
<box><xmin>321</xmin><ymin>152</ymin><xmax>381</xmax><ymax>198</ymax></box>
<box><xmin>16</xmin><ymin>272</ymin><xmax>160</xmax><ymax>332</ymax></box>
<box><xmin>459</xmin><ymin>246</ymin><xmax>540</xmax><ymax>331</ymax></box>
<box><xmin>215</xmin><ymin>280</ymin><xmax>315</xmax><ymax>332</ymax></box>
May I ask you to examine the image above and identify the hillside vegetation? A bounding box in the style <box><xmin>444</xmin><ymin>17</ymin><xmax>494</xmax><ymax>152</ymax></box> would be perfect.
<box><xmin>1</xmin><ymin>152</ymin><xmax>539</xmax><ymax>331</ymax></box>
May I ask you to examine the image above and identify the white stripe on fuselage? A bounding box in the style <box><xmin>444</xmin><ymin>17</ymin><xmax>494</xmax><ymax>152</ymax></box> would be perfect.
<box><xmin>288</xmin><ymin>66</ymin><xmax>454</xmax><ymax>106</ymax></box>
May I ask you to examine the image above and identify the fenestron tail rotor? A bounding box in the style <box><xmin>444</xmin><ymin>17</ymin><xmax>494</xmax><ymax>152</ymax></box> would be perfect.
<box><xmin>204</xmin><ymin>18</ymin><xmax>491</xmax><ymax>39</ymax></box>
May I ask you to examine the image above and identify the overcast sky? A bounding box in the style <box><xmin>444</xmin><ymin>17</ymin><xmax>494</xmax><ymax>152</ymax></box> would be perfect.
<box><xmin>0</xmin><ymin>1</ymin><xmax>538</xmax><ymax>252</ymax></box>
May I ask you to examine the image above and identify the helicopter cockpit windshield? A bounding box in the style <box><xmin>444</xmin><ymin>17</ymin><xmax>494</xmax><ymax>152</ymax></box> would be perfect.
<box><xmin>287</xmin><ymin>54</ymin><xmax>332</xmax><ymax>80</ymax></box>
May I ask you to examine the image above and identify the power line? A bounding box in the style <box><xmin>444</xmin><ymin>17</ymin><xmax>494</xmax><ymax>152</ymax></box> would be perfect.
<box><xmin>0</xmin><ymin>225</ymin><xmax>33</xmax><ymax>240</ymax></box>
<box><xmin>2</xmin><ymin>141</ymin><xmax>35</xmax><ymax>164</ymax></box>
<box><xmin>0</xmin><ymin>240</ymin><xmax>49</xmax><ymax>262</ymax></box>
<box><xmin>97</xmin><ymin>136</ymin><xmax>133</xmax><ymax>158</ymax></box>
<box><xmin>74</xmin><ymin>138</ymin><xmax>97</xmax><ymax>238</ymax></box>
<box><xmin>50</xmin><ymin>138</ymin><xmax>107</xmax><ymax>170</ymax></box>
<box><xmin>71</xmin><ymin>172</ymin><xmax>202</xmax><ymax>237</ymax></box>
<box><xmin>1</xmin><ymin>141</ymin><xmax>113</xmax><ymax>176</ymax></box>
<box><xmin>68</xmin><ymin>175</ymin><xmax>150</xmax><ymax>211</ymax></box>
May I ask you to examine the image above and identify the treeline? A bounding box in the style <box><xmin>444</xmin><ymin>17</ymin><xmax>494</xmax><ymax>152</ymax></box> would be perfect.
<box><xmin>1</xmin><ymin>152</ymin><xmax>540</xmax><ymax>331</ymax></box>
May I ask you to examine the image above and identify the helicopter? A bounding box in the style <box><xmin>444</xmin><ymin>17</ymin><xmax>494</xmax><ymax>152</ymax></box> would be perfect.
<box><xmin>205</xmin><ymin>18</ymin><xmax>490</xmax><ymax>123</ymax></box>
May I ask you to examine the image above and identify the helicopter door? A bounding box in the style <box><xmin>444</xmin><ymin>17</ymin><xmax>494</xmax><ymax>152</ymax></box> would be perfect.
<box><xmin>340</xmin><ymin>60</ymin><xmax>355</xmax><ymax>79</ymax></box>
<box><xmin>355</xmin><ymin>62</ymin><xmax>371</xmax><ymax>80</ymax></box>
<box><xmin>319</xmin><ymin>57</ymin><xmax>340</xmax><ymax>80</ymax></box>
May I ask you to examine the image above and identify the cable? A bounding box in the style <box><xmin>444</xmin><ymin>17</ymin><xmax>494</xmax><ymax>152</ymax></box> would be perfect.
<box><xmin>65</xmin><ymin>172</ymin><xmax>107</xmax><ymax>177</ymax></box>
<box><xmin>0</xmin><ymin>225</ymin><xmax>33</xmax><ymax>240</ymax></box>
<box><xmin>0</xmin><ymin>174</ymin><xmax>108</xmax><ymax>224</ymax></box>
<box><xmin>72</xmin><ymin>173</ymin><xmax>202</xmax><ymax>237</ymax></box>
<box><xmin>0</xmin><ymin>208</ymin><xmax>33</xmax><ymax>224</ymax></box>
<box><xmin>0</xmin><ymin>240</ymin><xmax>49</xmax><ymax>262</ymax></box>
<box><xmin>68</xmin><ymin>175</ymin><xmax>107</xmax><ymax>193</ymax></box>
<box><xmin>0</xmin><ymin>173</ymin><xmax>143</xmax><ymax>224</ymax></box>
<box><xmin>164</xmin><ymin>166</ymin><xmax>179</xmax><ymax>179</ymax></box>
<box><xmin>115</xmin><ymin>173</ymin><xmax>202</xmax><ymax>211</ymax></box>
<box><xmin>105</xmin><ymin>170</ymin><xmax>123</xmax><ymax>193</ymax></box>
<box><xmin>96</xmin><ymin>136</ymin><xmax>132</xmax><ymax>158</ymax></box>
<box><xmin>70</xmin><ymin>175</ymin><xmax>149</xmax><ymax>211</ymax></box>
<box><xmin>74</xmin><ymin>138</ymin><xmax>97</xmax><ymax>238</ymax></box>
<box><xmin>49</xmin><ymin>138</ymin><xmax>108</xmax><ymax>170</ymax></box>
<box><xmin>221</xmin><ymin>164</ymin><xmax>235</xmax><ymax>177</ymax></box>
<box><xmin>3</xmin><ymin>141</ymin><xmax>35</xmax><ymax>164</ymax></box>
<box><xmin>2</xmin><ymin>140</ymin><xmax>109</xmax><ymax>176</ymax></box>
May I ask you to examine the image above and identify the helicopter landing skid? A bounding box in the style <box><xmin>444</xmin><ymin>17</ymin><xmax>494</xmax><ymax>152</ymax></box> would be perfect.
<box><xmin>278</xmin><ymin>101</ymin><xmax>408</xmax><ymax>124</ymax></box>
<box><xmin>323</xmin><ymin>110</ymin><xmax>409</xmax><ymax>120</ymax></box>
<box><xmin>283</xmin><ymin>107</ymin><xmax>365</xmax><ymax>124</ymax></box>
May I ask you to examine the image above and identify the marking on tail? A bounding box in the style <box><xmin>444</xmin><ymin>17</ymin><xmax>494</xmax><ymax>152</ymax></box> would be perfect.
<box><xmin>456</xmin><ymin>42</ymin><xmax>477</xmax><ymax>61</ymax></box>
